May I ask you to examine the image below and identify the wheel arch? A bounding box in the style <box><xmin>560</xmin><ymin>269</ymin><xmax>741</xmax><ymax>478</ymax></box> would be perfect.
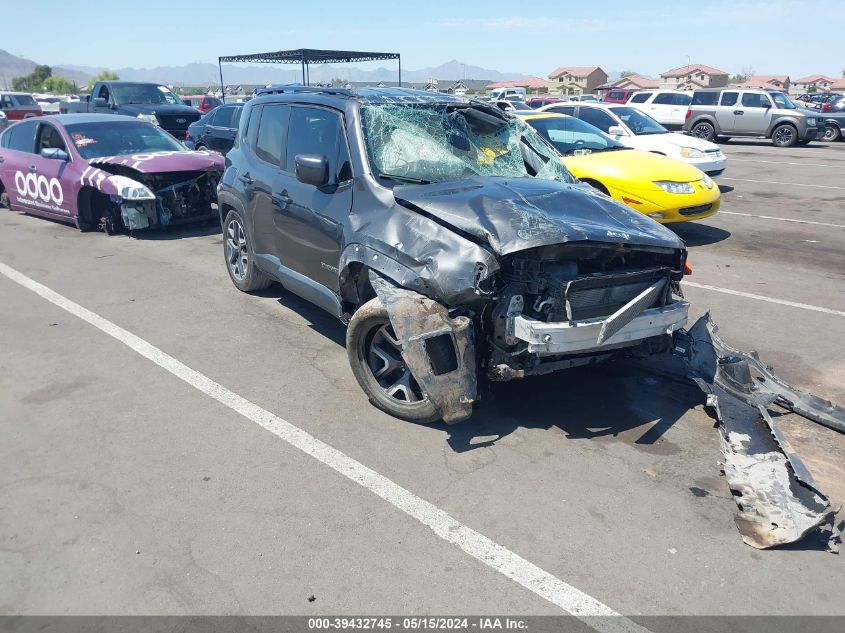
<box><xmin>766</xmin><ymin>118</ymin><xmax>798</xmax><ymax>138</ymax></box>
<box><xmin>690</xmin><ymin>116</ymin><xmax>720</xmax><ymax>134</ymax></box>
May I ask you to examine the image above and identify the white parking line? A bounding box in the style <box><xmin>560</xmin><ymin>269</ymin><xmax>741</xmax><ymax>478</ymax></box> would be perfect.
<box><xmin>718</xmin><ymin>211</ymin><xmax>845</xmax><ymax>229</ymax></box>
<box><xmin>0</xmin><ymin>261</ymin><xmax>648</xmax><ymax>633</ymax></box>
<box><xmin>683</xmin><ymin>281</ymin><xmax>845</xmax><ymax>317</ymax></box>
<box><xmin>726</xmin><ymin>158</ymin><xmax>842</xmax><ymax>168</ymax></box>
<box><xmin>720</xmin><ymin>177</ymin><xmax>845</xmax><ymax>190</ymax></box>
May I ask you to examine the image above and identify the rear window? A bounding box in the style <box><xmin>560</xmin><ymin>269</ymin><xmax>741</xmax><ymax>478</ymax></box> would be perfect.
<box><xmin>691</xmin><ymin>91</ymin><xmax>719</xmax><ymax>106</ymax></box>
<box><xmin>629</xmin><ymin>93</ymin><xmax>650</xmax><ymax>103</ymax></box>
<box><xmin>1</xmin><ymin>120</ymin><xmax>38</xmax><ymax>152</ymax></box>
<box><xmin>12</xmin><ymin>94</ymin><xmax>37</xmax><ymax>107</ymax></box>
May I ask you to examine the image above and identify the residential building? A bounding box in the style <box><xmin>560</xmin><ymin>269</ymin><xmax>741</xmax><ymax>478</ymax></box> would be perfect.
<box><xmin>736</xmin><ymin>75</ymin><xmax>790</xmax><ymax>92</ymax></box>
<box><xmin>486</xmin><ymin>77</ymin><xmax>550</xmax><ymax>95</ymax></box>
<box><xmin>791</xmin><ymin>74</ymin><xmax>835</xmax><ymax>96</ymax></box>
<box><xmin>546</xmin><ymin>66</ymin><xmax>608</xmax><ymax>96</ymax></box>
<box><xmin>660</xmin><ymin>64</ymin><xmax>729</xmax><ymax>90</ymax></box>
<box><xmin>595</xmin><ymin>73</ymin><xmax>660</xmax><ymax>99</ymax></box>
<box><xmin>831</xmin><ymin>69</ymin><xmax>845</xmax><ymax>93</ymax></box>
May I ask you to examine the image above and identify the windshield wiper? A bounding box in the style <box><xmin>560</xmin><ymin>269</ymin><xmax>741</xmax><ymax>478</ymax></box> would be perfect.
<box><xmin>379</xmin><ymin>173</ymin><xmax>433</xmax><ymax>185</ymax></box>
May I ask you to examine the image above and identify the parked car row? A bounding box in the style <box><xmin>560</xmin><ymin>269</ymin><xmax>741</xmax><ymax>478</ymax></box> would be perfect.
<box><xmin>1</xmin><ymin>87</ymin><xmax>698</xmax><ymax>423</ymax></box>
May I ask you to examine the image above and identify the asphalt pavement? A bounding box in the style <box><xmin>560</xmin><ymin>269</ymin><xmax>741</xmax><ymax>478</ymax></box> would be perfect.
<box><xmin>1</xmin><ymin>139</ymin><xmax>844</xmax><ymax>627</ymax></box>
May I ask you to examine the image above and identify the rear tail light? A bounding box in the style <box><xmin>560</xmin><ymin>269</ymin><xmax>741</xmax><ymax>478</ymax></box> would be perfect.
<box><xmin>685</xmin><ymin>110</ymin><xmax>692</xmax><ymax>120</ymax></box>
<box><xmin>822</xmin><ymin>104</ymin><xmax>832</xmax><ymax>111</ymax></box>
<box><xmin>683</xmin><ymin>260</ymin><xmax>693</xmax><ymax>276</ymax></box>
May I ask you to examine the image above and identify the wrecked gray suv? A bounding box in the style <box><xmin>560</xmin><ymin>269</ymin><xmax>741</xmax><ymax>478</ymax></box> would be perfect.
<box><xmin>217</xmin><ymin>87</ymin><xmax>690</xmax><ymax>423</ymax></box>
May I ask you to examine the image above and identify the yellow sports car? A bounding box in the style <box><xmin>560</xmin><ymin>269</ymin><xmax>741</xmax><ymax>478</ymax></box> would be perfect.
<box><xmin>516</xmin><ymin>112</ymin><xmax>720</xmax><ymax>223</ymax></box>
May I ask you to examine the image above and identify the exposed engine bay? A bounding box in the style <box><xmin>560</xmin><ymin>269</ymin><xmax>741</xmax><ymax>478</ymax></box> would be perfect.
<box><xmin>481</xmin><ymin>243</ymin><xmax>686</xmax><ymax>380</ymax></box>
<box><xmin>112</xmin><ymin>170</ymin><xmax>218</xmax><ymax>230</ymax></box>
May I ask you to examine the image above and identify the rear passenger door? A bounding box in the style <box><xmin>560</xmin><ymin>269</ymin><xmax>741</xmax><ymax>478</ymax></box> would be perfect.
<box><xmin>715</xmin><ymin>91</ymin><xmax>739</xmax><ymax>131</ymax></box>
<box><xmin>205</xmin><ymin>106</ymin><xmax>239</xmax><ymax>154</ymax></box>
<box><xmin>0</xmin><ymin>120</ymin><xmax>39</xmax><ymax>211</ymax></box>
<box><xmin>272</xmin><ymin>105</ymin><xmax>352</xmax><ymax>291</ymax></box>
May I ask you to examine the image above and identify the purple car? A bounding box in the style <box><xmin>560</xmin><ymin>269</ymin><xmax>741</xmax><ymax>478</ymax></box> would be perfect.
<box><xmin>0</xmin><ymin>113</ymin><xmax>224</xmax><ymax>233</ymax></box>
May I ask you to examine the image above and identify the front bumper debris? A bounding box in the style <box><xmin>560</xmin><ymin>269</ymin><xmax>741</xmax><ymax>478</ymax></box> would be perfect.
<box><xmin>514</xmin><ymin>300</ymin><xmax>689</xmax><ymax>356</ymax></box>
<box><xmin>674</xmin><ymin>314</ymin><xmax>843</xmax><ymax>550</ymax></box>
<box><xmin>370</xmin><ymin>272</ymin><xmax>477</xmax><ymax>424</ymax></box>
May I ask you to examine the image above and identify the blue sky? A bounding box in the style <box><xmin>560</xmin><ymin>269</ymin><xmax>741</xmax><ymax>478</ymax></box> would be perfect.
<box><xmin>3</xmin><ymin>0</ymin><xmax>840</xmax><ymax>79</ymax></box>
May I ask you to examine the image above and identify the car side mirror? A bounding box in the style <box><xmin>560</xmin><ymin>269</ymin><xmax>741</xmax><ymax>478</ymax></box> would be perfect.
<box><xmin>762</xmin><ymin>101</ymin><xmax>771</xmax><ymax>109</ymax></box>
<box><xmin>607</xmin><ymin>125</ymin><xmax>626</xmax><ymax>136</ymax></box>
<box><xmin>94</xmin><ymin>98</ymin><xmax>108</xmax><ymax>108</ymax></box>
<box><xmin>295</xmin><ymin>154</ymin><xmax>329</xmax><ymax>187</ymax></box>
<box><xmin>40</xmin><ymin>148</ymin><xmax>69</xmax><ymax>161</ymax></box>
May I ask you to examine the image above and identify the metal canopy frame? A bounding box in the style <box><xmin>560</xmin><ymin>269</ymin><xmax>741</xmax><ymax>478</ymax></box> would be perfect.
<box><xmin>217</xmin><ymin>48</ymin><xmax>401</xmax><ymax>99</ymax></box>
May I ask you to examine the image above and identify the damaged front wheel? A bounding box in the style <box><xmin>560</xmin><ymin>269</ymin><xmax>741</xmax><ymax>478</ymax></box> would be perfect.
<box><xmin>347</xmin><ymin>298</ymin><xmax>439</xmax><ymax>424</ymax></box>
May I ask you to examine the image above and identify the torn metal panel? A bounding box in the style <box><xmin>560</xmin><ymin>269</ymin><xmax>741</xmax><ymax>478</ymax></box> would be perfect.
<box><xmin>370</xmin><ymin>272</ymin><xmax>477</xmax><ymax>424</ymax></box>
<box><xmin>676</xmin><ymin>314</ymin><xmax>832</xmax><ymax>549</ymax></box>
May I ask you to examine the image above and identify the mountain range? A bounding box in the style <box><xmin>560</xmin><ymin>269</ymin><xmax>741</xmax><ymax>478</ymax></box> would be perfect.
<box><xmin>1</xmin><ymin>49</ymin><xmax>528</xmax><ymax>89</ymax></box>
<box><xmin>0</xmin><ymin>50</ymin><xmax>92</xmax><ymax>88</ymax></box>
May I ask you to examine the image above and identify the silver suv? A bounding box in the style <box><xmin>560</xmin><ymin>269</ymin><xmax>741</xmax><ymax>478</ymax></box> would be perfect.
<box><xmin>684</xmin><ymin>88</ymin><xmax>820</xmax><ymax>147</ymax></box>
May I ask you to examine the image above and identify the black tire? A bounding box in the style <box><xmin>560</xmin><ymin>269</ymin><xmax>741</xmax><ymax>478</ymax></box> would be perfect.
<box><xmin>195</xmin><ymin>144</ymin><xmax>208</xmax><ymax>151</ymax></box>
<box><xmin>0</xmin><ymin>190</ymin><xmax>9</xmax><ymax>209</ymax></box>
<box><xmin>771</xmin><ymin>124</ymin><xmax>798</xmax><ymax>147</ymax></box>
<box><xmin>222</xmin><ymin>208</ymin><xmax>272</xmax><ymax>292</ymax></box>
<box><xmin>346</xmin><ymin>297</ymin><xmax>439</xmax><ymax>424</ymax></box>
<box><xmin>715</xmin><ymin>136</ymin><xmax>731</xmax><ymax>143</ymax></box>
<box><xmin>691</xmin><ymin>121</ymin><xmax>716</xmax><ymax>142</ymax></box>
<box><xmin>823</xmin><ymin>125</ymin><xmax>841</xmax><ymax>142</ymax></box>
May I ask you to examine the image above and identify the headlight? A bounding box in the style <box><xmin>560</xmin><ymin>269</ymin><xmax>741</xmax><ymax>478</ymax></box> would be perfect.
<box><xmin>680</xmin><ymin>147</ymin><xmax>705</xmax><ymax>159</ymax></box>
<box><xmin>654</xmin><ymin>181</ymin><xmax>695</xmax><ymax>194</ymax></box>
<box><xmin>137</xmin><ymin>113</ymin><xmax>159</xmax><ymax>125</ymax></box>
<box><xmin>807</xmin><ymin>118</ymin><xmax>816</xmax><ymax>126</ymax></box>
<box><xmin>120</xmin><ymin>184</ymin><xmax>156</xmax><ymax>200</ymax></box>
<box><xmin>700</xmin><ymin>174</ymin><xmax>714</xmax><ymax>189</ymax></box>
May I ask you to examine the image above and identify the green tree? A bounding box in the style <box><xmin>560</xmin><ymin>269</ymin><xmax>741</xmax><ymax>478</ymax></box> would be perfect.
<box><xmin>42</xmin><ymin>75</ymin><xmax>77</xmax><ymax>94</ymax></box>
<box><xmin>86</xmin><ymin>70</ymin><xmax>119</xmax><ymax>91</ymax></box>
<box><xmin>619</xmin><ymin>70</ymin><xmax>636</xmax><ymax>78</ymax></box>
<box><xmin>807</xmin><ymin>85</ymin><xmax>817</xmax><ymax>93</ymax></box>
<box><xmin>11</xmin><ymin>64</ymin><xmax>54</xmax><ymax>91</ymax></box>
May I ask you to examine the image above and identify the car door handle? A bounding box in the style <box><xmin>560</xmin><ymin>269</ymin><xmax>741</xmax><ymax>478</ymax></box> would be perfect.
<box><xmin>272</xmin><ymin>193</ymin><xmax>292</xmax><ymax>209</ymax></box>
<box><xmin>238</xmin><ymin>173</ymin><xmax>254</xmax><ymax>185</ymax></box>
<box><xmin>734</xmin><ymin>110</ymin><xmax>744</xmax><ymax>115</ymax></box>
<box><xmin>0</xmin><ymin>156</ymin><xmax>4</xmax><ymax>163</ymax></box>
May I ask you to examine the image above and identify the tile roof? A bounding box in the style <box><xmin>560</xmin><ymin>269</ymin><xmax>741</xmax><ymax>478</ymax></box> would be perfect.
<box><xmin>486</xmin><ymin>77</ymin><xmax>549</xmax><ymax>89</ymax></box>
<box><xmin>661</xmin><ymin>63</ymin><xmax>729</xmax><ymax>78</ymax></box>
<box><xmin>596</xmin><ymin>74</ymin><xmax>660</xmax><ymax>90</ymax></box>
<box><xmin>794</xmin><ymin>75</ymin><xmax>835</xmax><ymax>84</ymax></box>
<box><xmin>548</xmin><ymin>66</ymin><xmax>603</xmax><ymax>79</ymax></box>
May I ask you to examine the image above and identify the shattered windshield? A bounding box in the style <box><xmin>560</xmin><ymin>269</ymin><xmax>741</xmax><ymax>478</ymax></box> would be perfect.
<box><xmin>524</xmin><ymin>116</ymin><xmax>630</xmax><ymax>156</ymax></box>
<box><xmin>66</xmin><ymin>121</ymin><xmax>185</xmax><ymax>159</ymax></box>
<box><xmin>360</xmin><ymin>103</ymin><xmax>575</xmax><ymax>185</ymax></box>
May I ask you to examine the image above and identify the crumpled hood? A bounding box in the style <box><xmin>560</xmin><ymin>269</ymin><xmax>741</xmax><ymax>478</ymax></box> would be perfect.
<box><xmin>117</xmin><ymin>103</ymin><xmax>200</xmax><ymax>117</ymax></box>
<box><xmin>393</xmin><ymin>177</ymin><xmax>685</xmax><ymax>255</ymax></box>
<box><xmin>89</xmin><ymin>150</ymin><xmax>224</xmax><ymax>174</ymax></box>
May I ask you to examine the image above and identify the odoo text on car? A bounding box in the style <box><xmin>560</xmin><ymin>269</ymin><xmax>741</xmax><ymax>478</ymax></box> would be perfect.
<box><xmin>0</xmin><ymin>114</ymin><xmax>224</xmax><ymax>233</ymax></box>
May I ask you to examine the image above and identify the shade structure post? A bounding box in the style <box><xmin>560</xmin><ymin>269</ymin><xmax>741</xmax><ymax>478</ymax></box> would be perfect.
<box><xmin>218</xmin><ymin>58</ymin><xmax>225</xmax><ymax>103</ymax></box>
<box><xmin>398</xmin><ymin>55</ymin><xmax>402</xmax><ymax>87</ymax></box>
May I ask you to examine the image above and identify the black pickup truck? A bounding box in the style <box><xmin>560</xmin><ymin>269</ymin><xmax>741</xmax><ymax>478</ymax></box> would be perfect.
<box><xmin>61</xmin><ymin>81</ymin><xmax>202</xmax><ymax>139</ymax></box>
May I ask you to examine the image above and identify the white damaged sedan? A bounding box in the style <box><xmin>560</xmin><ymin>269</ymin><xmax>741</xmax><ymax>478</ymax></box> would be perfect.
<box><xmin>539</xmin><ymin>102</ymin><xmax>727</xmax><ymax>176</ymax></box>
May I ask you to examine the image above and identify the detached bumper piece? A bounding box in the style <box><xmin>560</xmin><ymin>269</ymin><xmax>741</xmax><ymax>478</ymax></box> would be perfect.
<box><xmin>676</xmin><ymin>314</ymin><xmax>844</xmax><ymax>550</ymax></box>
<box><xmin>370</xmin><ymin>272</ymin><xmax>477</xmax><ymax>424</ymax></box>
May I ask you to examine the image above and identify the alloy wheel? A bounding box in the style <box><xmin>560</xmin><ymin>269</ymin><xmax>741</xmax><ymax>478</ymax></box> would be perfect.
<box><xmin>774</xmin><ymin>126</ymin><xmax>794</xmax><ymax>145</ymax></box>
<box><xmin>226</xmin><ymin>218</ymin><xmax>248</xmax><ymax>282</ymax></box>
<box><xmin>367</xmin><ymin>323</ymin><xmax>425</xmax><ymax>403</ymax></box>
<box><xmin>692</xmin><ymin>124</ymin><xmax>712</xmax><ymax>140</ymax></box>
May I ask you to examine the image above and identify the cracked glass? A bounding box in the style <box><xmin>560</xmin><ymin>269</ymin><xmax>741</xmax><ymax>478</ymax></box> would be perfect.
<box><xmin>361</xmin><ymin>103</ymin><xmax>576</xmax><ymax>185</ymax></box>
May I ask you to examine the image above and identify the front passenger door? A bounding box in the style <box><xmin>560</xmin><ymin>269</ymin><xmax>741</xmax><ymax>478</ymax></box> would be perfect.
<box><xmin>737</xmin><ymin>93</ymin><xmax>772</xmax><ymax>133</ymax></box>
<box><xmin>272</xmin><ymin>105</ymin><xmax>352</xmax><ymax>291</ymax></box>
<box><xmin>206</xmin><ymin>106</ymin><xmax>239</xmax><ymax>154</ymax></box>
